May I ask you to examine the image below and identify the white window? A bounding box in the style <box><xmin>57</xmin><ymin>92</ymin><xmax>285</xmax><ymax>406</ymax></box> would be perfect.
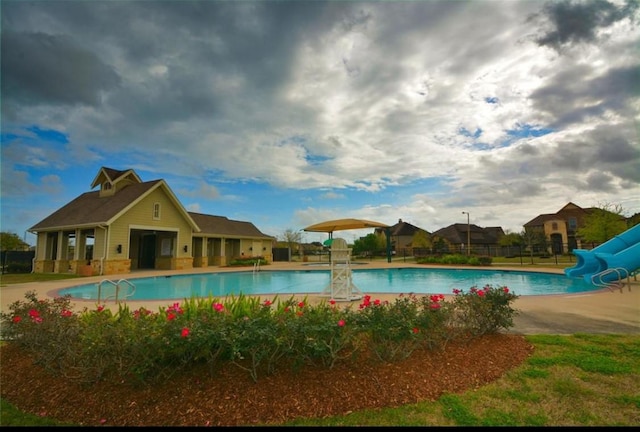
<box><xmin>153</xmin><ymin>202</ymin><xmax>161</xmax><ymax>220</ymax></box>
<box><xmin>103</xmin><ymin>182</ymin><xmax>112</xmax><ymax>191</ymax></box>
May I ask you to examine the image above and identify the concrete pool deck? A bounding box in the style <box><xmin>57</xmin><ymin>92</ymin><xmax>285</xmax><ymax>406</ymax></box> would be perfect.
<box><xmin>1</xmin><ymin>261</ymin><xmax>638</xmax><ymax>335</ymax></box>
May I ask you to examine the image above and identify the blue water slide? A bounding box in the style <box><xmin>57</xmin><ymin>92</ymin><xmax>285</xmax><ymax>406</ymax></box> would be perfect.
<box><xmin>587</xmin><ymin>242</ymin><xmax>640</xmax><ymax>283</ymax></box>
<box><xmin>564</xmin><ymin>224</ymin><xmax>640</xmax><ymax>279</ymax></box>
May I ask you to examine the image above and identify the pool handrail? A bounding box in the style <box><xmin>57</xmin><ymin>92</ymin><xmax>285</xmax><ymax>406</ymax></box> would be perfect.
<box><xmin>97</xmin><ymin>278</ymin><xmax>136</xmax><ymax>303</ymax></box>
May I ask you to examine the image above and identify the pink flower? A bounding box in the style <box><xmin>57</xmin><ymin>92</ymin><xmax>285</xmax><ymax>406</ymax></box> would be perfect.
<box><xmin>167</xmin><ymin>302</ymin><xmax>183</xmax><ymax>314</ymax></box>
<box><xmin>503</xmin><ymin>287</ymin><xmax>509</xmax><ymax>293</ymax></box>
<box><xmin>28</xmin><ymin>309</ymin><xmax>40</xmax><ymax>318</ymax></box>
<box><xmin>477</xmin><ymin>290</ymin><xmax>485</xmax><ymax>297</ymax></box>
<box><xmin>412</xmin><ymin>327</ymin><xmax>419</xmax><ymax>334</ymax></box>
<box><xmin>167</xmin><ymin>312</ymin><xmax>176</xmax><ymax>321</ymax></box>
<box><xmin>12</xmin><ymin>316</ymin><xmax>22</xmax><ymax>323</ymax></box>
<box><xmin>297</xmin><ymin>301</ymin><xmax>305</xmax><ymax>308</ymax></box>
<box><xmin>61</xmin><ymin>309</ymin><xmax>73</xmax><ymax>317</ymax></box>
<box><xmin>263</xmin><ymin>300</ymin><xmax>272</xmax><ymax>307</ymax></box>
<box><xmin>212</xmin><ymin>303</ymin><xmax>224</xmax><ymax>312</ymax></box>
<box><xmin>96</xmin><ymin>305</ymin><xmax>105</xmax><ymax>312</ymax></box>
<box><xmin>373</xmin><ymin>299</ymin><xmax>381</xmax><ymax>306</ymax></box>
<box><xmin>338</xmin><ymin>320</ymin><xmax>345</xmax><ymax>327</ymax></box>
<box><xmin>329</xmin><ymin>299</ymin><xmax>336</xmax><ymax>305</ymax></box>
<box><xmin>181</xmin><ymin>327</ymin><xmax>190</xmax><ymax>338</ymax></box>
<box><xmin>430</xmin><ymin>303</ymin><xmax>441</xmax><ymax>310</ymax></box>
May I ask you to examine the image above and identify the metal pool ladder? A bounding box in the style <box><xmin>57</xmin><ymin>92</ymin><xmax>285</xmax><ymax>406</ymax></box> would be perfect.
<box><xmin>590</xmin><ymin>268</ymin><xmax>632</xmax><ymax>293</ymax></box>
<box><xmin>97</xmin><ymin>279</ymin><xmax>136</xmax><ymax>303</ymax></box>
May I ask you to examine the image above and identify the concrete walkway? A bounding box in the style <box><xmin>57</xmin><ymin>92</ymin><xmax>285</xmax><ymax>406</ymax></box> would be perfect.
<box><xmin>2</xmin><ymin>261</ymin><xmax>638</xmax><ymax>335</ymax></box>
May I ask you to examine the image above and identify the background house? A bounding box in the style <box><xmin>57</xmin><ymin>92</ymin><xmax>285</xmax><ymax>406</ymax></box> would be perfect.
<box><xmin>28</xmin><ymin>167</ymin><xmax>274</xmax><ymax>276</ymax></box>
<box><xmin>375</xmin><ymin>219</ymin><xmax>429</xmax><ymax>256</ymax></box>
<box><xmin>521</xmin><ymin>202</ymin><xmax>631</xmax><ymax>254</ymax></box>
<box><xmin>430</xmin><ymin>224</ymin><xmax>505</xmax><ymax>256</ymax></box>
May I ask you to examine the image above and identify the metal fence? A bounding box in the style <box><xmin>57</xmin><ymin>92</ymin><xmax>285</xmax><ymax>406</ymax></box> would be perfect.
<box><xmin>1</xmin><ymin>250</ymin><xmax>35</xmax><ymax>274</ymax></box>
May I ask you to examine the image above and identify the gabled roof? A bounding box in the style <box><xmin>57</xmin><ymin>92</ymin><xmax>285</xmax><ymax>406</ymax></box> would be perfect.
<box><xmin>90</xmin><ymin>166</ymin><xmax>142</xmax><ymax>189</ymax></box>
<box><xmin>373</xmin><ymin>219</ymin><xmax>429</xmax><ymax>236</ymax></box>
<box><xmin>189</xmin><ymin>213</ymin><xmax>273</xmax><ymax>239</ymax></box>
<box><xmin>523</xmin><ymin>202</ymin><xmax>594</xmax><ymax>227</ymax></box>
<box><xmin>29</xmin><ymin>180</ymin><xmax>199</xmax><ymax>232</ymax></box>
<box><xmin>389</xmin><ymin>219</ymin><xmax>428</xmax><ymax>236</ymax></box>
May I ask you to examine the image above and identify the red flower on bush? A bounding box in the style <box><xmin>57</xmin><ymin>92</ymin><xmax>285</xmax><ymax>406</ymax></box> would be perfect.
<box><xmin>167</xmin><ymin>312</ymin><xmax>177</xmax><ymax>321</ymax></box>
<box><xmin>167</xmin><ymin>302</ymin><xmax>183</xmax><ymax>314</ymax></box>
<box><xmin>338</xmin><ymin>319</ymin><xmax>345</xmax><ymax>327</ymax></box>
<box><xmin>61</xmin><ymin>309</ymin><xmax>73</xmax><ymax>317</ymax></box>
<box><xmin>181</xmin><ymin>327</ymin><xmax>190</xmax><ymax>338</ymax></box>
<box><xmin>212</xmin><ymin>303</ymin><xmax>224</xmax><ymax>312</ymax></box>
<box><xmin>12</xmin><ymin>316</ymin><xmax>22</xmax><ymax>323</ymax></box>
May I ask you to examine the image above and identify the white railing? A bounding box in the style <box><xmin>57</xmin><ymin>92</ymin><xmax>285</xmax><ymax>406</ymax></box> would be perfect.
<box><xmin>590</xmin><ymin>268</ymin><xmax>631</xmax><ymax>293</ymax></box>
<box><xmin>97</xmin><ymin>278</ymin><xmax>136</xmax><ymax>303</ymax></box>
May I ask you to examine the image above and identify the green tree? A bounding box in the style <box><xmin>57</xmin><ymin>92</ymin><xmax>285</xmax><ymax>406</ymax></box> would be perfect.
<box><xmin>498</xmin><ymin>231</ymin><xmax>523</xmax><ymax>247</ymax></box>
<box><xmin>411</xmin><ymin>230</ymin><xmax>432</xmax><ymax>249</ymax></box>
<box><xmin>352</xmin><ymin>233</ymin><xmax>381</xmax><ymax>256</ymax></box>
<box><xmin>1</xmin><ymin>232</ymin><xmax>28</xmax><ymax>251</ymax></box>
<box><xmin>577</xmin><ymin>202</ymin><xmax>628</xmax><ymax>243</ymax></box>
<box><xmin>498</xmin><ymin>230</ymin><xmax>523</xmax><ymax>257</ymax></box>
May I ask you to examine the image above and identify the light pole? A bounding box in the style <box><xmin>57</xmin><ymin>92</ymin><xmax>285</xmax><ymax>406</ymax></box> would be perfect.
<box><xmin>462</xmin><ymin>211</ymin><xmax>470</xmax><ymax>256</ymax></box>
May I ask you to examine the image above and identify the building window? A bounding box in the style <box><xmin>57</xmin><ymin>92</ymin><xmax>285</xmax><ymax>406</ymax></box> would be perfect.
<box><xmin>568</xmin><ymin>217</ymin><xmax>577</xmax><ymax>231</ymax></box>
<box><xmin>552</xmin><ymin>222</ymin><xmax>558</xmax><ymax>231</ymax></box>
<box><xmin>153</xmin><ymin>203</ymin><xmax>161</xmax><ymax>220</ymax></box>
<box><xmin>102</xmin><ymin>182</ymin><xmax>112</xmax><ymax>191</ymax></box>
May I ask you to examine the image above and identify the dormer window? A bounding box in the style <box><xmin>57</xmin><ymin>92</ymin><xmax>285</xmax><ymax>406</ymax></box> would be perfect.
<box><xmin>102</xmin><ymin>182</ymin><xmax>112</xmax><ymax>191</ymax></box>
<box><xmin>153</xmin><ymin>202</ymin><xmax>161</xmax><ymax>220</ymax></box>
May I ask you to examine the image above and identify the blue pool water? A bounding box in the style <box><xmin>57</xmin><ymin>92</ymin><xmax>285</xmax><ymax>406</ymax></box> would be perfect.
<box><xmin>57</xmin><ymin>268</ymin><xmax>600</xmax><ymax>301</ymax></box>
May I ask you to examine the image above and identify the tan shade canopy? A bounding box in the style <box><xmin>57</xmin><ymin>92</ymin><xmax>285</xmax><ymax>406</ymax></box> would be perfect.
<box><xmin>302</xmin><ymin>218</ymin><xmax>390</xmax><ymax>233</ymax></box>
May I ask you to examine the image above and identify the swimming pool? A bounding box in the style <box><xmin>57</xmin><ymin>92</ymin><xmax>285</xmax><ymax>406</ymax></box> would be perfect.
<box><xmin>57</xmin><ymin>267</ymin><xmax>600</xmax><ymax>301</ymax></box>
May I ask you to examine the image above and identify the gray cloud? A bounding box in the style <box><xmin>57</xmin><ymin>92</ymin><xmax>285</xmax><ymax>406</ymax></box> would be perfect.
<box><xmin>532</xmin><ymin>0</ymin><xmax>639</xmax><ymax>50</ymax></box>
<box><xmin>1</xmin><ymin>31</ymin><xmax>120</xmax><ymax>111</ymax></box>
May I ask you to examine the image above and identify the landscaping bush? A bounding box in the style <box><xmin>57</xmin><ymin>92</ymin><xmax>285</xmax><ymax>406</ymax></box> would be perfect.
<box><xmin>228</xmin><ymin>256</ymin><xmax>268</xmax><ymax>267</ymax></box>
<box><xmin>416</xmin><ymin>254</ymin><xmax>492</xmax><ymax>266</ymax></box>
<box><xmin>0</xmin><ymin>287</ymin><xmax>519</xmax><ymax>385</ymax></box>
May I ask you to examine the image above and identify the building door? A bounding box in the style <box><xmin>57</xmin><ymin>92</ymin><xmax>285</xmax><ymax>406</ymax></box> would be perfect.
<box><xmin>140</xmin><ymin>234</ymin><xmax>156</xmax><ymax>269</ymax></box>
<box><xmin>551</xmin><ymin>233</ymin><xmax>563</xmax><ymax>255</ymax></box>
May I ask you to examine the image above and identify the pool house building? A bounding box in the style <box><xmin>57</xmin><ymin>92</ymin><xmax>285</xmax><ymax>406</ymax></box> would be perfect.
<box><xmin>28</xmin><ymin>167</ymin><xmax>275</xmax><ymax>276</ymax></box>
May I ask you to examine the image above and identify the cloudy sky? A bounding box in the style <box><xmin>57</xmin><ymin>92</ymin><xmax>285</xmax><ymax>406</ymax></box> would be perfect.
<box><xmin>2</xmin><ymin>0</ymin><xmax>639</xmax><ymax>245</ymax></box>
